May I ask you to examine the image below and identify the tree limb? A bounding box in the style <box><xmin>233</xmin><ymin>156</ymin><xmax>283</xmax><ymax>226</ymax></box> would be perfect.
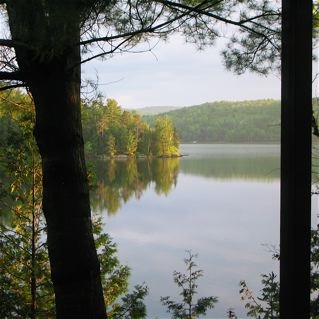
<box><xmin>0</xmin><ymin>71</ymin><xmax>24</xmax><ymax>81</ymax></box>
<box><xmin>0</xmin><ymin>39</ymin><xmax>34</xmax><ymax>50</ymax></box>
<box><xmin>156</xmin><ymin>0</ymin><xmax>280</xmax><ymax>50</ymax></box>
<box><xmin>79</xmin><ymin>16</ymin><xmax>182</xmax><ymax>46</ymax></box>
<box><xmin>79</xmin><ymin>0</ymin><xmax>212</xmax><ymax>46</ymax></box>
<box><xmin>0</xmin><ymin>83</ymin><xmax>26</xmax><ymax>91</ymax></box>
<box><xmin>0</xmin><ymin>39</ymin><xmax>15</xmax><ymax>47</ymax></box>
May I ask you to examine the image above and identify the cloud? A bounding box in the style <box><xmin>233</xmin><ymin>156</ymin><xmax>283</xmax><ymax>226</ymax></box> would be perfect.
<box><xmin>82</xmin><ymin>35</ymin><xmax>281</xmax><ymax>108</ymax></box>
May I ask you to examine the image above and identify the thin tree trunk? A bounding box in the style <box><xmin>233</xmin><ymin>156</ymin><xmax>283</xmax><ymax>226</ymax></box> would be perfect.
<box><xmin>31</xmin><ymin>153</ymin><xmax>36</xmax><ymax>319</ymax></box>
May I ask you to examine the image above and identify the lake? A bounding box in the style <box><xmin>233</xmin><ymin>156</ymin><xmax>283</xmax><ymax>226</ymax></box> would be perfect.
<box><xmin>92</xmin><ymin>144</ymin><xmax>286</xmax><ymax>318</ymax></box>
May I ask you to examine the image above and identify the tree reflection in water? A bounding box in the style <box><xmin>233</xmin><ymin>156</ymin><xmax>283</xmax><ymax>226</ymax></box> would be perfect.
<box><xmin>90</xmin><ymin>158</ymin><xmax>180</xmax><ymax>214</ymax></box>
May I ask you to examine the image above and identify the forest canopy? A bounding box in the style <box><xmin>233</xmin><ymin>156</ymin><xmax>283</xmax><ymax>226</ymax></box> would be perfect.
<box><xmin>143</xmin><ymin>99</ymin><xmax>281</xmax><ymax>143</ymax></box>
<box><xmin>82</xmin><ymin>98</ymin><xmax>180</xmax><ymax>158</ymax></box>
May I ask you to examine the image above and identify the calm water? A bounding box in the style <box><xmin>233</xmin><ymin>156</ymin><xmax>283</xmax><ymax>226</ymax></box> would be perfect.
<box><xmin>92</xmin><ymin>144</ymin><xmax>283</xmax><ymax>318</ymax></box>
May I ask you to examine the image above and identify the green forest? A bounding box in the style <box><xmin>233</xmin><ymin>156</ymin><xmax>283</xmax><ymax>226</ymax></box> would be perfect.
<box><xmin>82</xmin><ymin>99</ymin><xmax>180</xmax><ymax>158</ymax></box>
<box><xmin>0</xmin><ymin>91</ymin><xmax>148</xmax><ymax>318</ymax></box>
<box><xmin>143</xmin><ymin>100</ymin><xmax>281</xmax><ymax>143</ymax></box>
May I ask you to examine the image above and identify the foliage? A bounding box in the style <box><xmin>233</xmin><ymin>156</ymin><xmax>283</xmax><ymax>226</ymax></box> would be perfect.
<box><xmin>0</xmin><ymin>93</ymin><xmax>148</xmax><ymax>318</ymax></box>
<box><xmin>161</xmin><ymin>251</ymin><xmax>218</xmax><ymax>319</ymax></box>
<box><xmin>82</xmin><ymin>98</ymin><xmax>180</xmax><ymax>157</ymax></box>
<box><xmin>0</xmin><ymin>0</ymin><xmax>281</xmax><ymax>84</ymax></box>
<box><xmin>0</xmin><ymin>93</ymin><xmax>54</xmax><ymax>319</ymax></box>
<box><xmin>152</xmin><ymin>116</ymin><xmax>180</xmax><ymax>157</ymax></box>
<box><xmin>221</xmin><ymin>0</ymin><xmax>281</xmax><ymax>75</ymax></box>
<box><xmin>144</xmin><ymin>100</ymin><xmax>280</xmax><ymax>144</ymax></box>
<box><xmin>240</xmin><ymin>228</ymin><xmax>319</xmax><ymax>319</ymax></box>
<box><xmin>227</xmin><ymin>308</ymin><xmax>238</xmax><ymax>319</ymax></box>
<box><xmin>110</xmin><ymin>285</ymin><xmax>148</xmax><ymax>319</ymax></box>
<box><xmin>239</xmin><ymin>273</ymin><xmax>279</xmax><ymax>319</ymax></box>
<box><xmin>94</xmin><ymin>217</ymin><xmax>148</xmax><ymax>319</ymax></box>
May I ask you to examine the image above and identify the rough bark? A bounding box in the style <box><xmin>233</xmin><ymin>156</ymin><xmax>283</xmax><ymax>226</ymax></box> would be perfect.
<box><xmin>31</xmin><ymin>51</ymin><xmax>106</xmax><ymax>319</ymax></box>
<box><xmin>6</xmin><ymin>2</ymin><xmax>106</xmax><ymax>318</ymax></box>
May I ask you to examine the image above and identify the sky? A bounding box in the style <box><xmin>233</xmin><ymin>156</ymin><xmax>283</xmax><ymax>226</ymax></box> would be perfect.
<box><xmin>82</xmin><ymin>35</ymin><xmax>281</xmax><ymax>109</ymax></box>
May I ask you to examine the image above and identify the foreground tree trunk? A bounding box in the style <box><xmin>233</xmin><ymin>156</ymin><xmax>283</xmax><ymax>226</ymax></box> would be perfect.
<box><xmin>6</xmin><ymin>2</ymin><xmax>106</xmax><ymax>318</ymax></box>
<box><xmin>31</xmin><ymin>51</ymin><xmax>106</xmax><ymax>319</ymax></box>
<box><xmin>280</xmin><ymin>0</ymin><xmax>312</xmax><ymax>318</ymax></box>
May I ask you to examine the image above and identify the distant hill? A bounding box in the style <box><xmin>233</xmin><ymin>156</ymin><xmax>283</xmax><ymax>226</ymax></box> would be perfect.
<box><xmin>143</xmin><ymin>99</ymin><xmax>281</xmax><ymax>143</ymax></box>
<box><xmin>127</xmin><ymin>106</ymin><xmax>180</xmax><ymax>115</ymax></box>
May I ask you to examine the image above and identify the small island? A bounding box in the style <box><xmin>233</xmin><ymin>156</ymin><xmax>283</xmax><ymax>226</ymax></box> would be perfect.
<box><xmin>82</xmin><ymin>99</ymin><xmax>180</xmax><ymax>158</ymax></box>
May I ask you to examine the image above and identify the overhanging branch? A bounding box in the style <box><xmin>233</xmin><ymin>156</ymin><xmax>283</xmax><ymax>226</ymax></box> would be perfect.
<box><xmin>79</xmin><ymin>0</ymin><xmax>280</xmax><ymax>52</ymax></box>
<box><xmin>79</xmin><ymin>0</ymin><xmax>212</xmax><ymax>46</ymax></box>
<box><xmin>157</xmin><ymin>0</ymin><xmax>280</xmax><ymax>50</ymax></box>
<box><xmin>79</xmin><ymin>13</ymin><xmax>187</xmax><ymax>46</ymax></box>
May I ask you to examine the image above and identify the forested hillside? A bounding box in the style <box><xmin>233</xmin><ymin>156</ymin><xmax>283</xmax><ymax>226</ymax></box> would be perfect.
<box><xmin>143</xmin><ymin>100</ymin><xmax>281</xmax><ymax>143</ymax></box>
<box><xmin>128</xmin><ymin>106</ymin><xmax>179</xmax><ymax>115</ymax></box>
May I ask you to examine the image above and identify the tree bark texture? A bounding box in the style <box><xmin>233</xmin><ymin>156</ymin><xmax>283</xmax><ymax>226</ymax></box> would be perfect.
<box><xmin>280</xmin><ymin>0</ymin><xmax>312</xmax><ymax>318</ymax></box>
<box><xmin>6</xmin><ymin>2</ymin><xmax>106</xmax><ymax>318</ymax></box>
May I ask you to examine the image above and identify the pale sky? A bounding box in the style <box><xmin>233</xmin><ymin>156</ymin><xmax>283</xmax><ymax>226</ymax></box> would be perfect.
<box><xmin>82</xmin><ymin>35</ymin><xmax>281</xmax><ymax>109</ymax></box>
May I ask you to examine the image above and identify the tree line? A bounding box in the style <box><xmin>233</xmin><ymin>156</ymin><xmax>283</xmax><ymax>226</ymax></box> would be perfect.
<box><xmin>82</xmin><ymin>99</ymin><xmax>180</xmax><ymax>158</ymax></box>
<box><xmin>143</xmin><ymin>100</ymin><xmax>281</xmax><ymax>143</ymax></box>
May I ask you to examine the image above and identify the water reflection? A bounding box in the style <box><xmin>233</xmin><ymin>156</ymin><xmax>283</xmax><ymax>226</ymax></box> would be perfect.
<box><xmin>90</xmin><ymin>144</ymin><xmax>280</xmax><ymax>214</ymax></box>
<box><xmin>180</xmin><ymin>144</ymin><xmax>280</xmax><ymax>180</ymax></box>
<box><xmin>180</xmin><ymin>156</ymin><xmax>279</xmax><ymax>180</ymax></box>
<box><xmin>90</xmin><ymin>158</ymin><xmax>179</xmax><ymax>214</ymax></box>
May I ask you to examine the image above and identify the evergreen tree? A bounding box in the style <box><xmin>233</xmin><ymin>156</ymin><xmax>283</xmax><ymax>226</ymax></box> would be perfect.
<box><xmin>239</xmin><ymin>273</ymin><xmax>279</xmax><ymax>319</ymax></box>
<box><xmin>161</xmin><ymin>251</ymin><xmax>218</xmax><ymax>319</ymax></box>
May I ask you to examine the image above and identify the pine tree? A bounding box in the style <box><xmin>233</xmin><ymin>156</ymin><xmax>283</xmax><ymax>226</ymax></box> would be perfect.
<box><xmin>161</xmin><ymin>251</ymin><xmax>218</xmax><ymax>319</ymax></box>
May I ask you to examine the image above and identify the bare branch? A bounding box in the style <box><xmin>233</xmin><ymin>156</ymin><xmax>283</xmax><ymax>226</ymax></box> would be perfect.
<box><xmin>0</xmin><ymin>39</ymin><xmax>15</xmax><ymax>47</ymax></box>
<box><xmin>0</xmin><ymin>83</ymin><xmax>26</xmax><ymax>91</ymax></box>
<box><xmin>0</xmin><ymin>71</ymin><xmax>24</xmax><ymax>81</ymax></box>
<box><xmin>80</xmin><ymin>35</ymin><xmax>136</xmax><ymax>65</ymax></box>
<box><xmin>0</xmin><ymin>39</ymin><xmax>32</xmax><ymax>49</ymax></box>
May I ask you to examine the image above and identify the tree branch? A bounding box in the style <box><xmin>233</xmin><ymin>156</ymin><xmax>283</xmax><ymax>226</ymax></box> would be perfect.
<box><xmin>156</xmin><ymin>0</ymin><xmax>280</xmax><ymax>50</ymax></box>
<box><xmin>0</xmin><ymin>38</ymin><xmax>34</xmax><ymax>50</ymax></box>
<box><xmin>79</xmin><ymin>0</ymin><xmax>212</xmax><ymax>46</ymax></box>
<box><xmin>0</xmin><ymin>83</ymin><xmax>26</xmax><ymax>91</ymax></box>
<box><xmin>80</xmin><ymin>20</ymin><xmax>176</xmax><ymax>46</ymax></box>
<box><xmin>80</xmin><ymin>36</ymin><xmax>136</xmax><ymax>65</ymax></box>
<box><xmin>0</xmin><ymin>39</ymin><xmax>15</xmax><ymax>47</ymax></box>
<box><xmin>0</xmin><ymin>71</ymin><xmax>24</xmax><ymax>81</ymax></box>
